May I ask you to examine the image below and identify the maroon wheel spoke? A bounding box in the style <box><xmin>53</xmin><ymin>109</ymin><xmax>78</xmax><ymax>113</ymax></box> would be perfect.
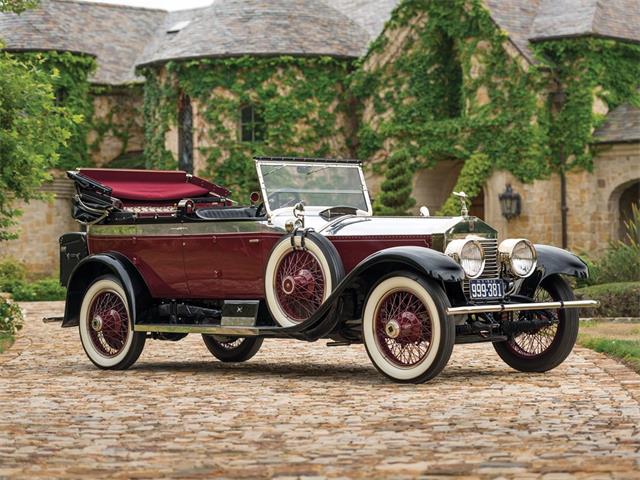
<box><xmin>374</xmin><ymin>290</ymin><xmax>433</xmax><ymax>368</ymax></box>
<box><xmin>275</xmin><ymin>250</ymin><xmax>326</xmax><ymax>322</ymax></box>
<box><xmin>87</xmin><ymin>290</ymin><xmax>129</xmax><ymax>357</ymax></box>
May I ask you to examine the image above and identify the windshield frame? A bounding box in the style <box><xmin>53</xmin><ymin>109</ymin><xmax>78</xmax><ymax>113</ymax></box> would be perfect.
<box><xmin>255</xmin><ymin>158</ymin><xmax>373</xmax><ymax>217</ymax></box>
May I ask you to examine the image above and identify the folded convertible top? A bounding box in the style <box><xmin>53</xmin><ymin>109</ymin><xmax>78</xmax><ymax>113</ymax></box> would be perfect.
<box><xmin>77</xmin><ymin>168</ymin><xmax>230</xmax><ymax>202</ymax></box>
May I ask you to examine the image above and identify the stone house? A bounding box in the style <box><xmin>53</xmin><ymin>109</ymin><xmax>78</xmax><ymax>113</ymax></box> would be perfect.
<box><xmin>0</xmin><ymin>0</ymin><xmax>638</xmax><ymax>275</ymax></box>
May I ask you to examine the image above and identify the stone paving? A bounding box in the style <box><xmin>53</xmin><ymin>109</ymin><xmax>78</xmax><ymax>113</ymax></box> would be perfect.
<box><xmin>1</xmin><ymin>302</ymin><xmax>639</xmax><ymax>479</ymax></box>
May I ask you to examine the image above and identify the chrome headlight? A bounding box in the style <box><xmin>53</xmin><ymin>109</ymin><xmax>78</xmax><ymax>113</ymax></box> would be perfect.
<box><xmin>445</xmin><ymin>239</ymin><xmax>485</xmax><ymax>279</ymax></box>
<box><xmin>499</xmin><ymin>239</ymin><xmax>537</xmax><ymax>278</ymax></box>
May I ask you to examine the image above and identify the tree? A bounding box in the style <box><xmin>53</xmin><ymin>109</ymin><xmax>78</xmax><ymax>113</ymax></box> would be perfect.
<box><xmin>0</xmin><ymin>1</ymin><xmax>38</xmax><ymax>14</ymax></box>
<box><xmin>1</xmin><ymin>0</ymin><xmax>76</xmax><ymax>240</ymax></box>
<box><xmin>374</xmin><ymin>148</ymin><xmax>416</xmax><ymax>215</ymax></box>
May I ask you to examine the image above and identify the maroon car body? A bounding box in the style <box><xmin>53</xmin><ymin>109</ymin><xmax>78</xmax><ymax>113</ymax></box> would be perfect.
<box><xmin>57</xmin><ymin>157</ymin><xmax>597</xmax><ymax>383</ymax></box>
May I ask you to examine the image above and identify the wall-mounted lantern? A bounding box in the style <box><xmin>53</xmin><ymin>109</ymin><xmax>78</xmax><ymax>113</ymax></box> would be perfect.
<box><xmin>499</xmin><ymin>184</ymin><xmax>521</xmax><ymax>220</ymax></box>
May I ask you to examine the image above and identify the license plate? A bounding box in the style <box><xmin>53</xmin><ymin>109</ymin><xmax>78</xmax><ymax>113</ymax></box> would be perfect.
<box><xmin>469</xmin><ymin>278</ymin><xmax>504</xmax><ymax>300</ymax></box>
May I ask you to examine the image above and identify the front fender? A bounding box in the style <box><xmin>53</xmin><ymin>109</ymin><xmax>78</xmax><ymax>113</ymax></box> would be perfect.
<box><xmin>344</xmin><ymin>246</ymin><xmax>465</xmax><ymax>284</ymax></box>
<box><xmin>520</xmin><ymin>245</ymin><xmax>588</xmax><ymax>296</ymax></box>
<box><xmin>62</xmin><ymin>252</ymin><xmax>151</xmax><ymax>328</ymax></box>
<box><xmin>534</xmin><ymin>244</ymin><xmax>589</xmax><ymax>280</ymax></box>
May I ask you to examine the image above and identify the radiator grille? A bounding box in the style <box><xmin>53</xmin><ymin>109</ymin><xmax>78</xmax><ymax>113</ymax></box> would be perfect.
<box><xmin>463</xmin><ymin>237</ymin><xmax>500</xmax><ymax>299</ymax></box>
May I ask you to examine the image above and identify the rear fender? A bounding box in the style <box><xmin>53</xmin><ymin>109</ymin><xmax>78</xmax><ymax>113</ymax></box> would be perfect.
<box><xmin>62</xmin><ymin>252</ymin><xmax>152</xmax><ymax>328</ymax></box>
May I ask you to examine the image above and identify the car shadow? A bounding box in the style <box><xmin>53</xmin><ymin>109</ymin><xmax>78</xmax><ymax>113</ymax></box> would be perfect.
<box><xmin>111</xmin><ymin>359</ymin><xmax>525</xmax><ymax>385</ymax></box>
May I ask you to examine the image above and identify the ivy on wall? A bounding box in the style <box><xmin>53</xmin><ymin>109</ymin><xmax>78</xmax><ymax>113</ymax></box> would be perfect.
<box><xmin>351</xmin><ymin>0</ymin><xmax>640</xmax><ymax>215</ymax></box>
<box><xmin>89</xmin><ymin>84</ymin><xmax>145</xmax><ymax>164</ymax></box>
<box><xmin>351</xmin><ymin>0</ymin><xmax>550</xmax><ymax>215</ymax></box>
<box><xmin>20</xmin><ymin>51</ymin><xmax>96</xmax><ymax>170</ymax></box>
<box><xmin>534</xmin><ymin>38</ymin><xmax>640</xmax><ymax>172</ymax></box>
<box><xmin>141</xmin><ymin>55</ymin><xmax>353</xmax><ymax>201</ymax></box>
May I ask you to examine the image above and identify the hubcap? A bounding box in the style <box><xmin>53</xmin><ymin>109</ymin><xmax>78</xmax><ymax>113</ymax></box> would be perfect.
<box><xmin>275</xmin><ymin>250</ymin><xmax>325</xmax><ymax>322</ymax></box>
<box><xmin>87</xmin><ymin>290</ymin><xmax>129</xmax><ymax>358</ymax></box>
<box><xmin>375</xmin><ymin>290</ymin><xmax>433</xmax><ymax>368</ymax></box>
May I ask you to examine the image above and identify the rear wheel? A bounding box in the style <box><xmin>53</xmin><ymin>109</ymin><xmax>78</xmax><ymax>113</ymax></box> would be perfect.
<box><xmin>202</xmin><ymin>335</ymin><xmax>263</xmax><ymax>362</ymax></box>
<box><xmin>79</xmin><ymin>275</ymin><xmax>146</xmax><ymax>370</ymax></box>
<box><xmin>493</xmin><ymin>275</ymin><xmax>579</xmax><ymax>372</ymax></box>
<box><xmin>362</xmin><ymin>273</ymin><xmax>455</xmax><ymax>383</ymax></box>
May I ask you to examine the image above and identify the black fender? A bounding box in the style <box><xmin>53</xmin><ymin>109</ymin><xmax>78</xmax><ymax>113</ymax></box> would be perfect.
<box><xmin>270</xmin><ymin>246</ymin><xmax>464</xmax><ymax>341</ymax></box>
<box><xmin>62</xmin><ymin>252</ymin><xmax>152</xmax><ymax>328</ymax></box>
<box><xmin>520</xmin><ymin>245</ymin><xmax>588</xmax><ymax>296</ymax></box>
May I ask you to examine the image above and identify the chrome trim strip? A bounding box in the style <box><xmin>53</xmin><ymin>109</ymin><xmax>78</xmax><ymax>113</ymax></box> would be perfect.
<box><xmin>89</xmin><ymin>221</ymin><xmax>284</xmax><ymax>237</ymax></box>
<box><xmin>446</xmin><ymin>300</ymin><xmax>599</xmax><ymax>315</ymax></box>
<box><xmin>134</xmin><ymin>324</ymin><xmax>261</xmax><ymax>336</ymax></box>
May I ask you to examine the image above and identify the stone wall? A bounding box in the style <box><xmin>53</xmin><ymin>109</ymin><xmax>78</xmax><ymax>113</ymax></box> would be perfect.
<box><xmin>484</xmin><ymin>142</ymin><xmax>640</xmax><ymax>253</ymax></box>
<box><xmin>0</xmin><ymin>175</ymin><xmax>78</xmax><ymax>276</ymax></box>
<box><xmin>89</xmin><ymin>87</ymin><xmax>145</xmax><ymax>167</ymax></box>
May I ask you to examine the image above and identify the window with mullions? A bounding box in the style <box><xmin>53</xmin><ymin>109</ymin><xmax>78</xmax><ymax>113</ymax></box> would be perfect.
<box><xmin>239</xmin><ymin>105</ymin><xmax>265</xmax><ymax>142</ymax></box>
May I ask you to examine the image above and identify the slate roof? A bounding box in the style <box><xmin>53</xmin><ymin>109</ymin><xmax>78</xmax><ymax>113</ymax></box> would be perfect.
<box><xmin>1</xmin><ymin>0</ymin><xmax>638</xmax><ymax>84</ymax></box>
<box><xmin>323</xmin><ymin>0</ymin><xmax>399</xmax><ymax>40</ymax></box>
<box><xmin>593</xmin><ymin>103</ymin><xmax>640</xmax><ymax>143</ymax></box>
<box><xmin>530</xmin><ymin>0</ymin><xmax>640</xmax><ymax>43</ymax></box>
<box><xmin>137</xmin><ymin>0</ymin><xmax>371</xmax><ymax>66</ymax></box>
<box><xmin>0</xmin><ymin>0</ymin><xmax>165</xmax><ymax>85</ymax></box>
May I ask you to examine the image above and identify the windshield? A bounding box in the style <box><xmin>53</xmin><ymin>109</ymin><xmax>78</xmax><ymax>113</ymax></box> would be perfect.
<box><xmin>257</xmin><ymin>161</ymin><xmax>371</xmax><ymax>213</ymax></box>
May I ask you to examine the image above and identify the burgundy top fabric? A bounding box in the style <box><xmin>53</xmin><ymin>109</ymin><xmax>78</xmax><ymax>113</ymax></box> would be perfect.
<box><xmin>78</xmin><ymin>168</ymin><xmax>228</xmax><ymax>201</ymax></box>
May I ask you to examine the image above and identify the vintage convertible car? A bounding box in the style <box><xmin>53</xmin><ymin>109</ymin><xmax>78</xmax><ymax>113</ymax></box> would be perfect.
<box><xmin>57</xmin><ymin>157</ymin><xmax>597</xmax><ymax>383</ymax></box>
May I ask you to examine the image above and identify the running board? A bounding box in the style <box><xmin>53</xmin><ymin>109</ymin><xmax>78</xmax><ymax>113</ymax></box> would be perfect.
<box><xmin>447</xmin><ymin>299</ymin><xmax>599</xmax><ymax>316</ymax></box>
<box><xmin>134</xmin><ymin>323</ymin><xmax>263</xmax><ymax>336</ymax></box>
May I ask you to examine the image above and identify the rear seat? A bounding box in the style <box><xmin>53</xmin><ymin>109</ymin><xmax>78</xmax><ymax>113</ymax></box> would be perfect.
<box><xmin>195</xmin><ymin>207</ymin><xmax>259</xmax><ymax>220</ymax></box>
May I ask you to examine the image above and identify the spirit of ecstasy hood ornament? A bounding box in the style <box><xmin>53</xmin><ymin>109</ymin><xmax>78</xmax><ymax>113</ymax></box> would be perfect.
<box><xmin>453</xmin><ymin>191</ymin><xmax>469</xmax><ymax>217</ymax></box>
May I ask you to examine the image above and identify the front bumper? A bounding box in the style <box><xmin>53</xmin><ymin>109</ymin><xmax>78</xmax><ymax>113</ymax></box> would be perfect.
<box><xmin>446</xmin><ymin>300</ymin><xmax>599</xmax><ymax>316</ymax></box>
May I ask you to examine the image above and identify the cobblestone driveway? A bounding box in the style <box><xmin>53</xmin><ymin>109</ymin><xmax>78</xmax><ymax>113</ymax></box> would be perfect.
<box><xmin>1</xmin><ymin>302</ymin><xmax>639</xmax><ymax>479</ymax></box>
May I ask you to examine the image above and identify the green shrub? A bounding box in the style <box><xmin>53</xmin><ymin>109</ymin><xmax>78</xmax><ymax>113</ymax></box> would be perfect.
<box><xmin>579</xmin><ymin>204</ymin><xmax>640</xmax><ymax>286</ymax></box>
<box><xmin>10</xmin><ymin>278</ymin><xmax>66</xmax><ymax>302</ymax></box>
<box><xmin>576</xmin><ymin>282</ymin><xmax>640</xmax><ymax>317</ymax></box>
<box><xmin>0</xmin><ymin>258</ymin><xmax>27</xmax><ymax>292</ymax></box>
<box><xmin>0</xmin><ymin>296</ymin><xmax>23</xmax><ymax>335</ymax></box>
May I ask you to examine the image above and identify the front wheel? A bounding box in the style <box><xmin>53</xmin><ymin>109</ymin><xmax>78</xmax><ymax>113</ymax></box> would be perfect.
<box><xmin>362</xmin><ymin>273</ymin><xmax>455</xmax><ymax>383</ymax></box>
<box><xmin>202</xmin><ymin>335</ymin><xmax>263</xmax><ymax>362</ymax></box>
<box><xmin>493</xmin><ymin>275</ymin><xmax>579</xmax><ymax>372</ymax></box>
<box><xmin>79</xmin><ymin>275</ymin><xmax>146</xmax><ymax>370</ymax></box>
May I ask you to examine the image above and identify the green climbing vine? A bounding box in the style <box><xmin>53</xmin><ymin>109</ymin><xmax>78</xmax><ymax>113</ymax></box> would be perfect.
<box><xmin>89</xmin><ymin>84</ymin><xmax>145</xmax><ymax>165</ymax></box>
<box><xmin>19</xmin><ymin>51</ymin><xmax>96</xmax><ymax>169</ymax></box>
<box><xmin>141</xmin><ymin>55</ymin><xmax>354</xmax><ymax>200</ymax></box>
<box><xmin>351</xmin><ymin>0</ymin><xmax>640</xmax><ymax>215</ymax></box>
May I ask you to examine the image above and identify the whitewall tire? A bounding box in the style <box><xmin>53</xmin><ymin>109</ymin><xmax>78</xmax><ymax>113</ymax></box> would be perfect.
<box><xmin>265</xmin><ymin>232</ymin><xmax>344</xmax><ymax>327</ymax></box>
<box><xmin>79</xmin><ymin>275</ymin><xmax>146</xmax><ymax>369</ymax></box>
<box><xmin>362</xmin><ymin>273</ymin><xmax>455</xmax><ymax>383</ymax></box>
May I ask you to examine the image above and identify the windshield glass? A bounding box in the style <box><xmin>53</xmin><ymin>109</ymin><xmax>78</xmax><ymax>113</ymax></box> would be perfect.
<box><xmin>258</xmin><ymin>162</ymin><xmax>370</xmax><ymax>213</ymax></box>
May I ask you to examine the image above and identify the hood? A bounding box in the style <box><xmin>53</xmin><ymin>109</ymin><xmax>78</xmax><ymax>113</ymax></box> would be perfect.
<box><xmin>320</xmin><ymin>215</ymin><xmax>497</xmax><ymax>239</ymax></box>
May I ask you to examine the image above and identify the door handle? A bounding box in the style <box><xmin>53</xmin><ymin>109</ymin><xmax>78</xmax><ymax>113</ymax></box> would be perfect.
<box><xmin>249</xmin><ymin>239</ymin><xmax>260</xmax><ymax>244</ymax></box>
<box><xmin>170</xmin><ymin>227</ymin><xmax>187</xmax><ymax>232</ymax></box>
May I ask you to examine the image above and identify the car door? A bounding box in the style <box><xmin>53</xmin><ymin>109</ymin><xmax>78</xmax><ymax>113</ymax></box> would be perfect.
<box><xmin>182</xmin><ymin>220</ymin><xmax>273</xmax><ymax>299</ymax></box>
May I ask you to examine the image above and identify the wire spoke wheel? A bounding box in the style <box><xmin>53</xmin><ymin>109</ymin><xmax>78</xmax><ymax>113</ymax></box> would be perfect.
<box><xmin>79</xmin><ymin>276</ymin><xmax>146</xmax><ymax>370</ymax></box>
<box><xmin>202</xmin><ymin>335</ymin><xmax>263</xmax><ymax>362</ymax></box>
<box><xmin>362</xmin><ymin>274</ymin><xmax>454</xmax><ymax>383</ymax></box>
<box><xmin>274</xmin><ymin>250</ymin><xmax>326</xmax><ymax>322</ymax></box>
<box><xmin>87</xmin><ymin>290</ymin><xmax>129</xmax><ymax>357</ymax></box>
<box><xmin>494</xmin><ymin>275</ymin><xmax>579</xmax><ymax>373</ymax></box>
<box><xmin>507</xmin><ymin>287</ymin><xmax>559</xmax><ymax>358</ymax></box>
<box><xmin>374</xmin><ymin>290</ymin><xmax>433</xmax><ymax>368</ymax></box>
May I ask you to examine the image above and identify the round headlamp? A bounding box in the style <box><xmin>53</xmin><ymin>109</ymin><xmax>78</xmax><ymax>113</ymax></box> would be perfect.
<box><xmin>498</xmin><ymin>238</ymin><xmax>537</xmax><ymax>278</ymax></box>
<box><xmin>445</xmin><ymin>239</ymin><xmax>485</xmax><ymax>279</ymax></box>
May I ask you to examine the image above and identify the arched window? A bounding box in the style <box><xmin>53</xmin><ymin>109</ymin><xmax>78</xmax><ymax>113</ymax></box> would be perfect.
<box><xmin>618</xmin><ymin>180</ymin><xmax>639</xmax><ymax>243</ymax></box>
<box><xmin>239</xmin><ymin>105</ymin><xmax>265</xmax><ymax>143</ymax></box>
<box><xmin>178</xmin><ymin>94</ymin><xmax>193</xmax><ymax>173</ymax></box>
